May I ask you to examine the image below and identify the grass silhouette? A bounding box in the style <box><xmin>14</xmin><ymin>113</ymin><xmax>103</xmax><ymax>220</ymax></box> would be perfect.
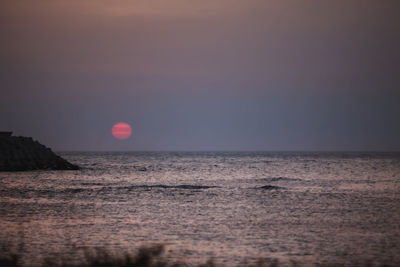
<box><xmin>0</xmin><ymin>243</ymin><xmax>283</xmax><ymax>267</ymax></box>
<box><xmin>1</xmin><ymin>242</ymin><xmax>392</xmax><ymax>267</ymax></box>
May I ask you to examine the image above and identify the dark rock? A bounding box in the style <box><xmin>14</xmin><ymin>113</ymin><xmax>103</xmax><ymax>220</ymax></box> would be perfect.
<box><xmin>0</xmin><ymin>131</ymin><xmax>12</xmax><ymax>137</ymax></box>
<box><xmin>0</xmin><ymin>135</ymin><xmax>79</xmax><ymax>171</ymax></box>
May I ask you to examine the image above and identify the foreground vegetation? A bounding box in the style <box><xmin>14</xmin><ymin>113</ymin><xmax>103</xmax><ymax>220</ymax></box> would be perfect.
<box><xmin>0</xmin><ymin>244</ymin><xmax>281</xmax><ymax>267</ymax></box>
<box><xmin>1</xmin><ymin>243</ymin><xmax>396</xmax><ymax>267</ymax></box>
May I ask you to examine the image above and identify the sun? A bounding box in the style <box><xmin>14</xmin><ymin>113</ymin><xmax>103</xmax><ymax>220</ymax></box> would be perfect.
<box><xmin>112</xmin><ymin>122</ymin><xmax>132</xmax><ymax>140</ymax></box>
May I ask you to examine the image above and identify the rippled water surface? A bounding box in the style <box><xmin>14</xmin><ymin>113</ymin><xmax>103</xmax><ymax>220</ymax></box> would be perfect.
<box><xmin>1</xmin><ymin>152</ymin><xmax>400</xmax><ymax>265</ymax></box>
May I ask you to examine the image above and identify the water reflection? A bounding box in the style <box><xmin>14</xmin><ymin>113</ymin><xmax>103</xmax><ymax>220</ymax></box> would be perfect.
<box><xmin>1</xmin><ymin>152</ymin><xmax>400</xmax><ymax>265</ymax></box>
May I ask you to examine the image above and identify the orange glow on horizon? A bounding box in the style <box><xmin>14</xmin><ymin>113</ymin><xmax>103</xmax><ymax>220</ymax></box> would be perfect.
<box><xmin>112</xmin><ymin>122</ymin><xmax>132</xmax><ymax>140</ymax></box>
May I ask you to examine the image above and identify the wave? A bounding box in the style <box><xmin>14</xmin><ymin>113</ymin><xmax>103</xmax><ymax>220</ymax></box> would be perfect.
<box><xmin>254</xmin><ymin>177</ymin><xmax>300</xmax><ymax>182</ymax></box>
<box><xmin>258</xmin><ymin>185</ymin><xmax>282</xmax><ymax>190</ymax></box>
<box><xmin>120</xmin><ymin>184</ymin><xmax>217</xmax><ymax>190</ymax></box>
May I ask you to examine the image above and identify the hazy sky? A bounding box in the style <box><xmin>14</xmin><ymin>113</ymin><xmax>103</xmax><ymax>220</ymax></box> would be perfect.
<box><xmin>1</xmin><ymin>0</ymin><xmax>400</xmax><ymax>151</ymax></box>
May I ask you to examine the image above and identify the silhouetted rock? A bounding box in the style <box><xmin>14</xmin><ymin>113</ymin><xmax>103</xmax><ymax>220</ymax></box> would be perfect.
<box><xmin>0</xmin><ymin>131</ymin><xmax>12</xmax><ymax>137</ymax></box>
<box><xmin>0</xmin><ymin>135</ymin><xmax>79</xmax><ymax>171</ymax></box>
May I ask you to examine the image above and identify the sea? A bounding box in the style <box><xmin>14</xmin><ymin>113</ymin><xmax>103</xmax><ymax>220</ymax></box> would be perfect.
<box><xmin>1</xmin><ymin>152</ymin><xmax>400</xmax><ymax>266</ymax></box>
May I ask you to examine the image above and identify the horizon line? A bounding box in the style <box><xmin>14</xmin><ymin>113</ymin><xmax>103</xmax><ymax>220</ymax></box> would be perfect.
<box><xmin>55</xmin><ymin>150</ymin><xmax>400</xmax><ymax>153</ymax></box>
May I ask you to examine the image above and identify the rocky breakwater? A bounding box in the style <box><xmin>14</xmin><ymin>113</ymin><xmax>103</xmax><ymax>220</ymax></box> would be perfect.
<box><xmin>0</xmin><ymin>134</ymin><xmax>79</xmax><ymax>171</ymax></box>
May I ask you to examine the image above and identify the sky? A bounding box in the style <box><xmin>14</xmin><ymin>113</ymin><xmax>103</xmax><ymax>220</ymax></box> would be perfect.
<box><xmin>1</xmin><ymin>0</ymin><xmax>400</xmax><ymax>151</ymax></box>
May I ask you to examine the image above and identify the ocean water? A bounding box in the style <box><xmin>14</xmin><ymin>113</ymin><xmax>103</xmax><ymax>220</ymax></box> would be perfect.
<box><xmin>1</xmin><ymin>152</ymin><xmax>400</xmax><ymax>266</ymax></box>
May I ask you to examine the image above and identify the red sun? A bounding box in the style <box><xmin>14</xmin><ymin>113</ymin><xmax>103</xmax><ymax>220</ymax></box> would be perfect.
<box><xmin>112</xmin><ymin>122</ymin><xmax>132</xmax><ymax>140</ymax></box>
